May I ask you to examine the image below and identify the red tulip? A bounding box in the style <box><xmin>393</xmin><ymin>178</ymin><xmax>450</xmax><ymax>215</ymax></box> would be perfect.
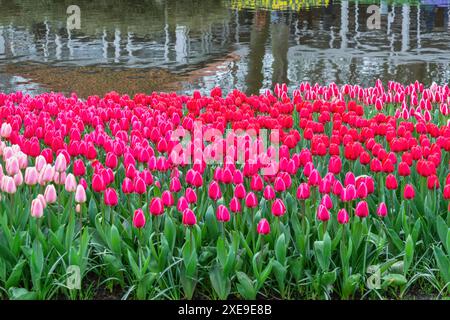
<box><xmin>404</xmin><ymin>184</ymin><xmax>415</xmax><ymax>200</ymax></box>
<box><xmin>234</xmin><ymin>183</ymin><xmax>247</xmax><ymax>199</ymax></box>
<box><xmin>257</xmin><ymin>218</ymin><xmax>270</xmax><ymax>235</ymax></box>
<box><xmin>146</xmin><ymin>196</ymin><xmax>164</xmax><ymax>215</ymax></box>
<box><xmin>296</xmin><ymin>183</ymin><xmax>310</xmax><ymax>200</ymax></box>
<box><xmin>133</xmin><ymin>209</ymin><xmax>146</xmax><ymax>228</ymax></box>
<box><xmin>337</xmin><ymin>208</ymin><xmax>349</xmax><ymax>224</ymax></box>
<box><xmin>263</xmin><ymin>185</ymin><xmax>276</xmax><ymax>200</ymax></box>
<box><xmin>73</xmin><ymin>159</ymin><xmax>86</xmax><ymax>176</ymax></box>
<box><xmin>216</xmin><ymin>205</ymin><xmax>230</xmax><ymax>222</ymax></box>
<box><xmin>92</xmin><ymin>174</ymin><xmax>105</xmax><ymax>193</ymax></box>
<box><xmin>230</xmin><ymin>197</ymin><xmax>241</xmax><ymax>213</ymax></box>
<box><xmin>208</xmin><ymin>181</ymin><xmax>222</xmax><ymax>200</ymax></box>
<box><xmin>122</xmin><ymin>177</ymin><xmax>134</xmax><ymax>194</ymax></box>
<box><xmin>134</xmin><ymin>177</ymin><xmax>146</xmax><ymax>195</ymax></box>
<box><xmin>104</xmin><ymin>188</ymin><xmax>118</xmax><ymax>206</ymax></box>
<box><xmin>245</xmin><ymin>192</ymin><xmax>258</xmax><ymax>208</ymax></box>
<box><xmin>386</xmin><ymin>174</ymin><xmax>398</xmax><ymax>190</ymax></box>
<box><xmin>177</xmin><ymin>196</ymin><xmax>189</xmax><ymax>212</ymax></box>
<box><xmin>272</xmin><ymin>198</ymin><xmax>286</xmax><ymax>217</ymax></box>
<box><xmin>317</xmin><ymin>204</ymin><xmax>330</xmax><ymax>221</ymax></box>
<box><xmin>162</xmin><ymin>190</ymin><xmax>174</xmax><ymax>207</ymax></box>
<box><xmin>355</xmin><ymin>201</ymin><xmax>369</xmax><ymax>218</ymax></box>
<box><xmin>321</xmin><ymin>194</ymin><xmax>333</xmax><ymax>209</ymax></box>
<box><xmin>170</xmin><ymin>177</ymin><xmax>182</xmax><ymax>192</ymax></box>
<box><xmin>250</xmin><ymin>175</ymin><xmax>263</xmax><ymax>191</ymax></box>
<box><xmin>377</xmin><ymin>202</ymin><xmax>387</xmax><ymax>217</ymax></box>
<box><xmin>444</xmin><ymin>184</ymin><xmax>450</xmax><ymax>199</ymax></box>
<box><xmin>182</xmin><ymin>208</ymin><xmax>197</xmax><ymax>226</ymax></box>
<box><xmin>185</xmin><ymin>187</ymin><xmax>198</xmax><ymax>204</ymax></box>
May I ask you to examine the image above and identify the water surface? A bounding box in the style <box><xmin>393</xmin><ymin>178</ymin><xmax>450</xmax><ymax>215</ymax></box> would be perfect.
<box><xmin>0</xmin><ymin>0</ymin><xmax>449</xmax><ymax>96</ymax></box>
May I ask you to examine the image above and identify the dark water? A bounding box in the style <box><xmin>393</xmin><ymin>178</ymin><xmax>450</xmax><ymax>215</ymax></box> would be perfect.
<box><xmin>0</xmin><ymin>0</ymin><xmax>449</xmax><ymax>96</ymax></box>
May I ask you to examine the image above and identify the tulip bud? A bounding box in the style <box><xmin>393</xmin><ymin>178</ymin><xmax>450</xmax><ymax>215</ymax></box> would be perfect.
<box><xmin>404</xmin><ymin>184</ymin><xmax>415</xmax><ymax>200</ymax></box>
<box><xmin>182</xmin><ymin>208</ymin><xmax>197</xmax><ymax>226</ymax></box>
<box><xmin>229</xmin><ymin>197</ymin><xmax>241</xmax><ymax>213</ymax></box>
<box><xmin>355</xmin><ymin>201</ymin><xmax>369</xmax><ymax>218</ymax></box>
<box><xmin>54</xmin><ymin>153</ymin><xmax>67</xmax><ymax>173</ymax></box>
<box><xmin>65</xmin><ymin>173</ymin><xmax>77</xmax><ymax>192</ymax></box>
<box><xmin>31</xmin><ymin>198</ymin><xmax>44</xmax><ymax>218</ymax></box>
<box><xmin>133</xmin><ymin>209</ymin><xmax>146</xmax><ymax>228</ymax></box>
<box><xmin>257</xmin><ymin>218</ymin><xmax>270</xmax><ymax>235</ymax></box>
<box><xmin>317</xmin><ymin>204</ymin><xmax>330</xmax><ymax>221</ymax></box>
<box><xmin>75</xmin><ymin>184</ymin><xmax>87</xmax><ymax>203</ymax></box>
<box><xmin>377</xmin><ymin>202</ymin><xmax>387</xmax><ymax>217</ymax></box>
<box><xmin>104</xmin><ymin>188</ymin><xmax>118</xmax><ymax>206</ymax></box>
<box><xmin>44</xmin><ymin>184</ymin><xmax>57</xmax><ymax>203</ymax></box>
<box><xmin>149</xmin><ymin>197</ymin><xmax>164</xmax><ymax>215</ymax></box>
<box><xmin>216</xmin><ymin>205</ymin><xmax>230</xmax><ymax>222</ymax></box>
<box><xmin>271</xmin><ymin>198</ymin><xmax>286</xmax><ymax>217</ymax></box>
<box><xmin>337</xmin><ymin>208</ymin><xmax>349</xmax><ymax>224</ymax></box>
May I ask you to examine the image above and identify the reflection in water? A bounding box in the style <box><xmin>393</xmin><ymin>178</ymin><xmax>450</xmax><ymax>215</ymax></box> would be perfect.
<box><xmin>0</xmin><ymin>0</ymin><xmax>449</xmax><ymax>96</ymax></box>
<box><xmin>246</xmin><ymin>10</ymin><xmax>270</xmax><ymax>95</ymax></box>
<box><xmin>271</xmin><ymin>11</ymin><xmax>290</xmax><ymax>87</ymax></box>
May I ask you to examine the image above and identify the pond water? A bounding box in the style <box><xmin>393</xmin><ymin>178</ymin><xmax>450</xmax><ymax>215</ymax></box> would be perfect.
<box><xmin>0</xmin><ymin>0</ymin><xmax>449</xmax><ymax>97</ymax></box>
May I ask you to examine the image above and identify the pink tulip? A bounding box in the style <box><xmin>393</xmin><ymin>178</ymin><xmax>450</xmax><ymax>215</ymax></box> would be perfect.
<box><xmin>149</xmin><ymin>197</ymin><xmax>164</xmax><ymax>215</ymax></box>
<box><xmin>182</xmin><ymin>208</ymin><xmax>197</xmax><ymax>226</ymax></box>
<box><xmin>31</xmin><ymin>198</ymin><xmax>44</xmax><ymax>218</ymax></box>
<box><xmin>55</xmin><ymin>153</ymin><xmax>67</xmax><ymax>173</ymax></box>
<box><xmin>133</xmin><ymin>209</ymin><xmax>146</xmax><ymax>228</ymax></box>
<box><xmin>317</xmin><ymin>204</ymin><xmax>330</xmax><ymax>221</ymax></box>
<box><xmin>230</xmin><ymin>197</ymin><xmax>241</xmax><ymax>213</ymax></box>
<box><xmin>337</xmin><ymin>208</ymin><xmax>349</xmax><ymax>224</ymax></box>
<box><xmin>44</xmin><ymin>184</ymin><xmax>57</xmax><ymax>204</ymax></box>
<box><xmin>245</xmin><ymin>192</ymin><xmax>258</xmax><ymax>208</ymax></box>
<box><xmin>216</xmin><ymin>205</ymin><xmax>230</xmax><ymax>222</ymax></box>
<box><xmin>272</xmin><ymin>198</ymin><xmax>286</xmax><ymax>217</ymax></box>
<box><xmin>257</xmin><ymin>218</ymin><xmax>270</xmax><ymax>235</ymax></box>
<box><xmin>65</xmin><ymin>173</ymin><xmax>77</xmax><ymax>192</ymax></box>
<box><xmin>377</xmin><ymin>202</ymin><xmax>387</xmax><ymax>217</ymax></box>
<box><xmin>25</xmin><ymin>167</ymin><xmax>39</xmax><ymax>185</ymax></box>
<box><xmin>75</xmin><ymin>184</ymin><xmax>87</xmax><ymax>203</ymax></box>
<box><xmin>2</xmin><ymin>176</ymin><xmax>17</xmax><ymax>194</ymax></box>
<box><xmin>355</xmin><ymin>201</ymin><xmax>369</xmax><ymax>218</ymax></box>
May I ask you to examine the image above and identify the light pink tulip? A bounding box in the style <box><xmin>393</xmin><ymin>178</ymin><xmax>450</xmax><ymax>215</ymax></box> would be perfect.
<box><xmin>2</xmin><ymin>176</ymin><xmax>16</xmax><ymax>194</ymax></box>
<box><xmin>54</xmin><ymin>154</ymin><xmax>67</xmax><ymax>173</ymax></box>
<box><xmin>75</xmin><ymin>184</ymin><xmax>86</xmax><ymax>203</ymax></box>
<box><xmin>44</xmin><ymin>184</ymin><xmax>57</xmax><ymax>204</ymax></box>
<box><xmin>65</xmin><ymin>173</ymin><xmax>77</xmax><ymax>192</ymax></box>
<box><xmin>31</xmin><ymin>198</ymin><xmax>44</xmax><ymax>218</ymax></box>
<box><xmin>25</xmin><ymin>167</ymin><xmax>39</xmax><ymax>185</ymax></box>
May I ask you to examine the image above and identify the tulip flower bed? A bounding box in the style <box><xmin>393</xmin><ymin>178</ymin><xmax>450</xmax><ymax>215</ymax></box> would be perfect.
<box><xmin>0</xmin><ymin>80</ymin><xmax>449</xmax><ymax>300</ymax></box>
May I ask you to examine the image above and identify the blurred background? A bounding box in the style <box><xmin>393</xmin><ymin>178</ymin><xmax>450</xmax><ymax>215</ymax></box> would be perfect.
<box><xmin>0</xmin><ymin>0</ymin><xmax>449</xmax><ymax>97</ymax></box>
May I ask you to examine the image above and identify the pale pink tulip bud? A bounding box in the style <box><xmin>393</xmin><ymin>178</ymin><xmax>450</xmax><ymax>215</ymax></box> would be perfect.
<box><xmin>65</xmin><ymin>173</ymin><xmax>77</xmax><ymax>192</ymax></box>
<box><xmin>75</xmin><ymin>204</ymin><xmax>81</xmax><ymax>213</ymax></box>
<box><xmin>31</xmin><ymin>198</ymin><xmax>44</xmax><ymax>218</ymax></box>
<box><xmin>2</xmin><ymin>176</ymin><xmax>17</xmax><ymax>194</ymax></box>
<box><xmin>6</xmin><ymin>157</ymin><xmax>19</xmax><ymax>175</ymax></box>
<box><xmin>35</xmin><ymin>155</ymin><xmax>47</xmax><ymax>172</ymax></box>
<box><xmin>0</xmin><ymin>164</ymin><xmax>3</xmax><ymax>180</ymax></box>
<box><xmin>37</xmin><ymin>194</ymin><xmax>47</xmax><ymax>209</ymax></box>
<box><xmin>13</xmin><ymin>172</ymin><xmax>23</xmax><ymax>186</ymax></box>
<box><xmin>54</xmin><ymin>154</ymin><xmax>67</xmax><ymax>173</ymax></box>
<box><xmin>53</xmin><ymin>171</ymin><xmax>66</xmax><ymax>185</ymax></box>
<box><xmin>75</xmin><ymin>184</ymin><xmax>86</xmax><ymax>203</ymax></box>
<box><xmin>44</xmin><ymin>184</ymin><xmax>57</xmax><ymax>204</ymax></box>
<box><xmin>0</xmin><ymin>123</ymin><xmax>12</xmax><ymax>138</ymax></box>
<box><xmin>2</xmin><ymin>146</ymin><xmax>13</xmax><ymax>160</ymax></box>
<box><xmin>25</xmin><ymin>167</ymin><xmax>39</xmax><ymax>185</ymax></box>
<box><xmin>42</xmin><ymin>164</ymin><xmax>55</xmax><ymax>183</ymax></box>
<box><xmin>17</xmin><ymin>152</ymin><xmax>28</xmax><ymax>169</ymax></box>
